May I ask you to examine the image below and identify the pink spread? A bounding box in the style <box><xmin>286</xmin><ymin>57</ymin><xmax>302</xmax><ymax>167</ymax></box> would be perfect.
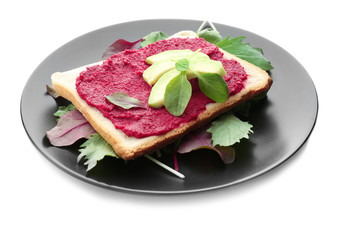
<box><xmin>76</xmin><ymin>38</ymin><xmax>247</xmax><ymax>138</ymax></box>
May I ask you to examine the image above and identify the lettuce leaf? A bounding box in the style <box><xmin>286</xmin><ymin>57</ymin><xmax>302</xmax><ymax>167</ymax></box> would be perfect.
<box><xmin>207</xmin><ymin>113</ymin><xmax>253</xmax><ymax>147</ymax></box>
<box><xmin>46</xmin><ymin>110</ymin><xmax>96</xmax><ymax>147</ymax></box>
<box><xmin>102</xmin><ymin>39</ymin><xmax>141</xmax><ymax>59</ymax></box>
<box><xmin>77</xmin><ymin>133</ymin><xmax>119</xmax><ymax>171</ymax></box>
<box><xmin>53</xmin><ymin>104</ymin><xmax>76</xmax><ymax>119</ymax></box>
<box><xmin>216</xmin><ymin>35</ymin><xmax>273</xmax><ymax>71</ymax></box>
<box><xmin>177</xmin><ymin>125</ymin><xmax>235</xmax><ymax>164</ymax></box>
<box><xmin>140</xmin><ymin>31</ymin><xmax>168</xmax><ymax>48</ymax></box>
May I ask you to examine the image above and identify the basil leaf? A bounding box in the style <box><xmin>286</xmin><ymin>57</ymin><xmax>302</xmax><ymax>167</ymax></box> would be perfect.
<box><xmin>175</xmin><ymin>58</ymin><xmax>189</xmax><ymax>71</ymax></box>
<box><xmin>141</xmin><ymin>31</ymin><xmax>168</xmax><ymax>48</ymax></box>
<box><xmin>196</xmin><ymin>72</ymin><xmax>229</xmax><ymax>103</ymax></box>
<box><xmin>164</xmin><ymin>72</ymin><xmax>192</xmax><ymax>116</ymax></box>
<box><xmin>197</xmin><ymin>28</ymin><xmax>223</xmax><ymax>44</ymax></box>
<box><xmin>207</xmin><ymin>113</ymin><xmax>253</xmax><ymax>147</ymax></box>
<box><xmin>216</xmin><ymin>35</ymin><xmax>273</xmax><ymax>71</ymax></box>
<box><xmin>106</xmin><ymin>92</ymin><xmax>146</xmax><ymax>109</ymax></box>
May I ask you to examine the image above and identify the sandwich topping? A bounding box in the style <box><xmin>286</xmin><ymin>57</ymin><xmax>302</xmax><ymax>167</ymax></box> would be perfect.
<box><xmin>76</xmin><ymin>38</ymin><xmax>247</xmax><ymax>138</ymax></box>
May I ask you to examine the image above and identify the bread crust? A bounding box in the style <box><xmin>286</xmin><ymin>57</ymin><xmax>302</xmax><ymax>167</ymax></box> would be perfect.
<box><xmin>52</xmin><ymin>48</ymin><xmax>272</xmax><ymax>160</ymax></box>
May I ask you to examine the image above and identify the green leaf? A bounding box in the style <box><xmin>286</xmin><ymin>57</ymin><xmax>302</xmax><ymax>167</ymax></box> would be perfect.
<box><xmin>53</xmin><ymin>104</ymin><xmax>76</xmax><ymax>119</ymax></box>
<box><xmin>164</xmin><ymin>71</ymin><xmax>192</xmax><ymax>116</ymax></box>
<box><xmin>140</xmin><ymin>31</ymin><xmax>168</xmax><ymax>48</ymax></box>
<box><xmin>175</xmin><ymin>58</ymin><xmax>189</xmax><ymax>71</ymax></box>
<box><xmin>77</xmin><ymin>133</ymin><xmax>119</xmax><ymax>171</ymax></box>
<box><xmin>106</xmin><ymin>92</ymin><xmax>146</xmax><ymax>109</ymax></box>
<box><xmin>207</xmin><ymin>113</ymin><xmax>253</xmax><ymax>147</ymax></box>
<box><xmin>195</xmin><ymin>72</ymin><xmax>229</xmax><ymax>103</ymax></box>
<box><xmin>216</xmin><ymin>35</ymin><xmax>273</xmax><ymax>71</ymax></box>
<box><xmin>197</xmin><ymin>28</ymin><xmax>223</xmax><ymax>44</ymax></box>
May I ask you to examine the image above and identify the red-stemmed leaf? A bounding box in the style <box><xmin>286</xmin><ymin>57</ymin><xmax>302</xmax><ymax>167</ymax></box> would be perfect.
<box><xmin>177</xmin><ymin>124</ymin><xmax>235</xmax><ymax>164</ymax></box>
<box><xmin>46</xmin><ymin>110</ymin><xmax>96</xmax><ymax>147</ymax></box>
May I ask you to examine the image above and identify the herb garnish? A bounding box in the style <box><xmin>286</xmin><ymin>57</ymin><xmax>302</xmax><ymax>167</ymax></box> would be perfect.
<box><xmin>163</xmin><ymin>56</ymin><xmax>229</xmax><ymax>116</ymax></box>
<box><xmin>106</xmin><ymin>92</ymin><xmax>146</xmax><ymax>109</ymax></box>
<box><xmin>164</xmin><ymin>71</ymin><xmax>192</xmax><ymax>116</ymax></box>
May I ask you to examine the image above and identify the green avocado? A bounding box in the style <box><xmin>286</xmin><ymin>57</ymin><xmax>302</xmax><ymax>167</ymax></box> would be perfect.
<box><xmin>143</xmin><ymin>59</ymin><xmax>176</xmax><ymax>85</ymax></box>
<box><xmin>148</xmin><ymin>69</ymin><xmax>181</xmax><ymax>108</ymax></box>
<box><xmin>143</xmin><ymin>50</ymin><xmax>211</xmax><ymax>85</ymax></box>
<box><xmin>148</xmin><ymin>58</ymin><xmax>227</xmax><ymax>108</ymax></box>
<box><xmin>186</xmin><ymin>60</ymin><xmax>226</xmax><ymax>79</ymax></box>
<box><xmin>146</xmin><ymin>49</ymin><xmax>193</xmax><ymax>64</ymax></box>
<box><xmin>146</xmin><ymin>49</ymin><xmax>210</xmax><ymax>64</ymax></box>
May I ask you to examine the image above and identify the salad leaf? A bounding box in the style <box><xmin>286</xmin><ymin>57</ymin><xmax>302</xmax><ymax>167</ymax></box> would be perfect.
<box><xmin>197</xmin><ymin>28</ymin><xmax>223</xmax><ymax>44</ymax></box>
<box><xmin>164</xmin><ymin>71</ymin><xmax>192</xmax><ymax>116</ymax></box>
<box><xmin>46</xmin><ymin>110</ymin><xmax>96</xmax><ymax>147</ymax></box>
<box><xmin>53</xmin><ymin>104</ymin><xmax>76</xmax><ymax>119</ymax></box>
<box><xmin>216</xmin><ymin>35</ymin><xmax>273</xmax><ymax>71</ymax></box>
<box><xmin>140</xmin><ymin>31</ymin><xmax>168</xmax><ymax>48</ymax></box>
<box><xmin>177</xmin><ymin>125</ymin><xmax>235</xmax><ymax>164</ymax></box>
<box><xmin>106</xmin><ymin>92</ymin><xmax>146</xmax><ymax>109</ymax></box>
<box><xmin>77</xmin><ymin>133</ymin><xmax>119</xmax><ymax>171</ymax></box>
<box><xmin>175</xmin><ymin>58</ymin><xmax>189</xmax><ymax>72</ymax></box>
<box><xmin>195</xmin><ymin>72</ymin><xmax>229</xmax><ymax>103</ymax></box>
<box><xmin>207</xmin><ymin>113</ymin><xmax>253</xmax><ymax>147</ymax></box>
<box><xmin>102</xmin><ymin>39</ymin><xmax>141</xmax><ymax>59</ymax></box>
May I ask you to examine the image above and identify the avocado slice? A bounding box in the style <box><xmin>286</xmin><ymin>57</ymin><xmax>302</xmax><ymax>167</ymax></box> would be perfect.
<box><xmin>148</xmin><ymin>69</ymin><xmax>181</xmax><ymax>108</ymax></box>
<box><xmin>148</xmin><ymin>59</ymin><xmax>226</xmax><ymax>108</ymax></box>
<box><xmin>143</xmin><ymin>51</ymin><xmax>211</xmax><ymax>86</ymax></box>
<box><xmin>146</xmin><ymin>49</ymin><xmax>210</xmax><ymax>64</ymax></box>
<box><xmin>143</xmin><ymin>59</ymin><xmax>176</xmax><ymax>85</ymax></box>
<box><xmin>146</xmin><ymin>50</ymin><xmax>193</xmax><ymax>64</ymax></box>
<box><xmin>186</xmin><ymin>60</ymin><xmax>226</xmax><ymax>79</ymax></box>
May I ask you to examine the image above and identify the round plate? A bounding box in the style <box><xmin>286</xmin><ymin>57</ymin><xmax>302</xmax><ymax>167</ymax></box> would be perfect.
<box><xmin>21</xmin><ymin>19</ymin><xmax>318</xmax><ymax>194</ymax></box>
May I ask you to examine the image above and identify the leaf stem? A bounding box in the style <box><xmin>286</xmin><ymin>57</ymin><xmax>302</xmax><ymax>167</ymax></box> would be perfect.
<box><xmin>172</xmin><ymin>146</ymin><xmax>179</xmax><ymax>171</ymax></box>
<box><xmin>208</xmin><ymin>21</ymin><xmax>218</xmax><ymax>31</ymax></box>
<box><xmin>145</xmin><ymin>154</ymin><xmax>185</xmax><ymax>179</ymax></box>
<box><xmin>197</xmin><ymin>20</ymin><xmax>217</xmax><ymax>32</ymax></box>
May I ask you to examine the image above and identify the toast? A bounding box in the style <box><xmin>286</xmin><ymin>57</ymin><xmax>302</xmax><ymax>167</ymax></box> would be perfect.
<box><xmin>51</xmin><ymin>36</ymin><xmax>272</xmax><ymax>160</ymax></box>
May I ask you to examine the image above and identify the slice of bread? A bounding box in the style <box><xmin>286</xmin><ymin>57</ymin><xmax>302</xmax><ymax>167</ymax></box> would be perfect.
<box><xmin>51</xmin><ymin>38</ymin><xmax>272</xmax><ymax>160</ymax></box>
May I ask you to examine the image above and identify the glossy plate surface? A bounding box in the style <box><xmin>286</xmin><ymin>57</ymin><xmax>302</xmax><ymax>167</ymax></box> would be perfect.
<box><xmin>21</xmin><ymin>19</ymin><xmax>318</xmax><ymax>194</ymax></box>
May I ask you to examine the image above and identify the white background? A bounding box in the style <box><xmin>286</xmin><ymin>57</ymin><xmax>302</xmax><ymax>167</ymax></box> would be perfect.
<box><xmin>2</xmin><ymin>0</ymin><xmax>338</xmax><ymax>239</ymax></box>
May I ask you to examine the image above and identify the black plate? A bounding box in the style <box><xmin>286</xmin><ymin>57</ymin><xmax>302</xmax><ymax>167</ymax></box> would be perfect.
<box><xmin>21</xmin><ymin>19</ymin><xmax>318</xmax><ymax>194</ymax></box>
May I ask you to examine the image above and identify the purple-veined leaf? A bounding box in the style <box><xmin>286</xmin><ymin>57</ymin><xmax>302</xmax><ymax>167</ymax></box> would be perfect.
<box><xmin>102</xmin><ymin>39</ymin><xmax>142</xmax><ymax>59</ymax></box>
<box><xmin>177</xmin><ymin>124</ymin><xmax>235</xmax><ymax>164</ymax></box>
<box><xmin>46</xmin><ymin>110</ymin><xmax>96</xmax><ymax>147</ymax></box>
<box><xmin>106</xmin><ymin>92</ymin><xmax>146</xmax><ymax>109</ymax></box>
